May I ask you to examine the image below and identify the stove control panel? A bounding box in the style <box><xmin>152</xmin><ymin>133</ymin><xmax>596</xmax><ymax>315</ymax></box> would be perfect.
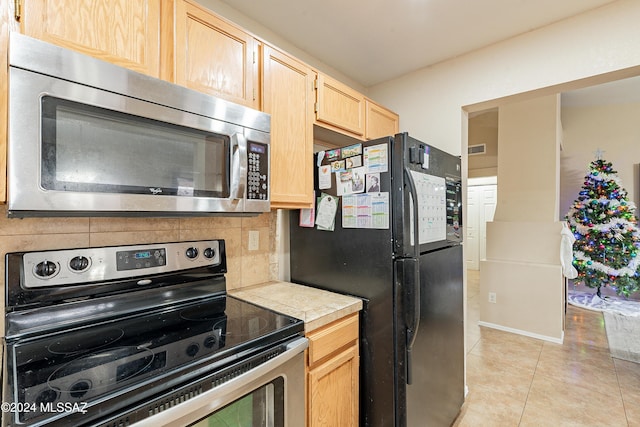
<box><xmin>116</xmin><ymin>248</ymin><xmax>167</xmax><ymax>271</ymax></box>
<box><xmin>23</xmin><ymin>240</ymin><xmax>223</xmax><ymax>288</ymax></box>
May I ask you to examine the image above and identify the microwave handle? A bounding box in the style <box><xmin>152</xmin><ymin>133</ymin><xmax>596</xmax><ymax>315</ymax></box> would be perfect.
<box><xmin>230</xmin><ymin>133</ymin><xmax>248</xmax><ymax>200</ymax></box>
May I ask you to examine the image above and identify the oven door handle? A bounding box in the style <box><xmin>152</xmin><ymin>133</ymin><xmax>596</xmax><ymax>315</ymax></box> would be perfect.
<box><xmin>230</xmin><ymin>132</ymin><xmax>248</xmax><ymax>200</ymax></box>
<box><xmin>130</xmin><ymin>336</ymin><xmax>309</xmax><ymax>427</ymax></box>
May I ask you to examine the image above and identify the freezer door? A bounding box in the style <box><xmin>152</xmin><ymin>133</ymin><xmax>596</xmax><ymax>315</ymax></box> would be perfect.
<box><xmin>406</xmin><ymin>245</ymin><xmax>464</xmax><ymax>427</ymax></box>
<box><xmin>392</xmin><ymin>133</ymin><xmax>462</xmax><ymax>256</ymax></box>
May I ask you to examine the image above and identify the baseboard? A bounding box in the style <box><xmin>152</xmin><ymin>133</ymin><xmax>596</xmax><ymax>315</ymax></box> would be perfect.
<box><xmin>478</xmin><ymin>321</ymin><xmax>564</xmax><ymax>344</ymax></box>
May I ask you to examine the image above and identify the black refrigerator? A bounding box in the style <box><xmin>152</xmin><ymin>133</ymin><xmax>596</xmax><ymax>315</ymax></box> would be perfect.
<box><xmin>290</xmin><ymin>133</ymin><xmax>464</xmax><ymax>427</ymax></box>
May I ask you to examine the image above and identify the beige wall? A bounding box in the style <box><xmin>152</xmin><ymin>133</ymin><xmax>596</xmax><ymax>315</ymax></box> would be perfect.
<box><xmin>495</xmin><ymin>95</ymin><xmax>561</xmax><ymax>222</ymax></box>
<box><xmin>368</xmin><ymin>0</ymin><xmax>640</xmax><ymax>156</ymax></box>
<box><xmin>0</xmin><ymin>206</ymin><xmax>279</xmax><ymax>333</ymax></box>
<box><xmin>560</xmin><ymin>102</ymin><xmax>640</xmax><ymax>219</ymax></box>
<box><xmin>468</xmin><ymin>110</ymin><xmax>498</xmax><ymax>178</ymax></box>
<box><xmin>480</xmin><ymin>95</ymin><xmax>564</xmax><ymax>342</ymax></box>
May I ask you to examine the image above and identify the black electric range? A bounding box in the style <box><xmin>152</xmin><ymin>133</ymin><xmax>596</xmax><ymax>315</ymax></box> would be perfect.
<box><xmin>2</xmin><ymin>240</ymin><xmax>304</xmax><ymax>426</ymax></box>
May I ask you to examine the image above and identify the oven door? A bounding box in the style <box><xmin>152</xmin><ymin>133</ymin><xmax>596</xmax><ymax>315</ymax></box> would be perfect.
<box><xmin>110</xmin><ymin>337</ymin><xmax>308</xmax><ymax>427</ymax></box>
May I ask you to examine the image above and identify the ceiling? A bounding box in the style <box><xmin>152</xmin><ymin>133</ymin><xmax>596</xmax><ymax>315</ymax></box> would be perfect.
<box><xmin>219</xmin><ymin>0</ymin><xmax>618</xmax><ymax>88</ymax></box>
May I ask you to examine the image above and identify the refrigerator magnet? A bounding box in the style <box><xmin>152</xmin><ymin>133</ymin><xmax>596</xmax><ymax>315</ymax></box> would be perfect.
<box><xmin>336</xmin><ymin>166</ymin><xmax>365</xmax><ymax>196</ymax></box>
<box><xmin>345</xmin><ymin>155</ymin><xmax>362</xmax><ymax>169</ymax></box>
<box><xmin>366</xmin><ymin>173</ymin><xmax>380</xmax><ymax>193</ymax></box>
<box><xmin>325</xmin><ymin>149</ymin><xmax>341</xmax><ymax>161</ymax></box>
<box><xmin>364</xmin><ymin>143</ymin><xmax>389</xmax><ymax>173</ymax></box>
<box><xmin>339</xmin><ymin>170</ymin><xmax>353</xmax><ymax>182</ymax></box>
<box><xmin>331</xmin><ymin>160</ymin><xmax>345</xmax><ymax>173</ymax></box>
<box><xmin>316</xmin><ymin>193</ymin><xmax>338</xmax><ymax>231</ymax></box>
<box><xmin>341</xmin><ymin>143</ymin><xmax>362</xmax><ymax>158</ymax></box>
<box><xmin>299</xmin><ymin>198</ymin><xmax>315</xmax><ymax>227</ymax></box>
<box><xmin>318</xmin><ymin>165</ymin><xmax>332</xmax><ymax>190</ymax></box>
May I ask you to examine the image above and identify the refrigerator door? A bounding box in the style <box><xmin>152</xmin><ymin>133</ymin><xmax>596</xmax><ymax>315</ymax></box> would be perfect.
<box><xmin>290</xmin><ymin>137</ymin><xmax>402</xmax><ymax>427</ymax></box>
<box><xmin>406</xmin><ymin>244</ymin><xmax>465</xmax><ymax>426</ymax></box>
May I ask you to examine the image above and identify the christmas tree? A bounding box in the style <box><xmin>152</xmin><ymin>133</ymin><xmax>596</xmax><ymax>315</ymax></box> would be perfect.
<box><xmin>566</xmin><ymin>155</ymin><xmax>640</xmax><ymax>298</ymax></box>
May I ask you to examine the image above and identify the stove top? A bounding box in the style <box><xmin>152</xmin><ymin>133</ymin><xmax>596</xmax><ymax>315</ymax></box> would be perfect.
<box><xmin>2</xmin><ymin>240</ymin><xmax>304</xmax><ymax>426</ymax></box>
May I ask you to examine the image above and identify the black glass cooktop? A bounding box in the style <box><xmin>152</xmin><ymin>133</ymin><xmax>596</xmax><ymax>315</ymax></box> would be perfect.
<box><xmin>9</xmin><ymin>296</ymin><xmax>303</xmax><ymax>424</ymax></box>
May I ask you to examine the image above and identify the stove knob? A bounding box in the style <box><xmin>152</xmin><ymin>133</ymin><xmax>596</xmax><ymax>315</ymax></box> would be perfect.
<box><xmin>204</xmin><ymin>335</ymin><xmax>217</xmax><ymax>348</ymax></box>
<box><xmin>186</xmin><ymin>343</ymin><xmax>200</xmax><ymax>357</ymax></box>
<box><xmin>70</xmin><ymin>380</ymin><xmax>91</xmax><ymax>398</ymax></box>
<box><xmin>203</xmin><ymin>247</ymin><xmax>215</xmax><ymax>259</ymax></box>
<box><xmin>34</xmin><ymin>260</ymin><xmax>58</xmax><ymax>278</ymax></box>
<box><xmin>35</xmin><ymin>388</ymin><xmax>58</xmax><ymax>405</ymax></box>
<box><xmin>69</xmin><ymin>256</ymin><xmax>90</xmax><ymax>272</ymax></box>
<box><xmin>185</xmin><ymin>247</ymin><xmax>199</xmax><ymax>259</ymax></box>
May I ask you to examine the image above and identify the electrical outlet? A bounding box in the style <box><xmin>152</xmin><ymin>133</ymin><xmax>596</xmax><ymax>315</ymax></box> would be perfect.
<box><xmin>488</xmin><ymin>292</ymin><xmax>497</xmax><ymax>304</ymax></box>
<box><xmin>248</xmin><ymin>230</ymin><xmax>259</xmax><ymax>251</ymax></box>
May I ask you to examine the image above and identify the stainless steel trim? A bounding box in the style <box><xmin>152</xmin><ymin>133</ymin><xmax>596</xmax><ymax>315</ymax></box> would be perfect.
<box><xmin>21</xmin><ymin>241</ymin><xmax>221</xmax><ymax>288</ymax></box>
<box><xmin>130</xmin><ymin>337</ymin><xmax>308</xmax><ymax>427</ymax></box>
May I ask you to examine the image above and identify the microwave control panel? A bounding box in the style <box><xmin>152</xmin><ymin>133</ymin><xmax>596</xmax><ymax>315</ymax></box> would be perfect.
<box><xmin>247</xmin><ymin>142</ymin><xmax>269</xmax><ymax>200</ymax></box>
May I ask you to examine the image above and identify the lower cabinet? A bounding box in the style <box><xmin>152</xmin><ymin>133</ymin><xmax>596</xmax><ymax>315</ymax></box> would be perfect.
<box><xmin>306</xmin><ymin>313</ymin><xmax>359</xmax><ymax>427</ymax></box>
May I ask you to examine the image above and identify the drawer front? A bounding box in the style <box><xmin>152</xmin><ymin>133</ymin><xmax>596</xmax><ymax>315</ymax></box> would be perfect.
<box><xmin>307</xmin><ymin>313</ymin><xmax>359</xmax><ymax>366</ymax></box>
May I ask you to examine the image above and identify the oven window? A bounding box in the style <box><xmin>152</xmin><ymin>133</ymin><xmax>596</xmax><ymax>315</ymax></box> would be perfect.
<box><xmin>190</xmin><ymin>377</ymin><xmax>284</xmax><ymax>427</ymax></box>
<box><xmin>40</xmin><ymin>96</ymin><xmax>230</xmax><ymax>198</ymax></box>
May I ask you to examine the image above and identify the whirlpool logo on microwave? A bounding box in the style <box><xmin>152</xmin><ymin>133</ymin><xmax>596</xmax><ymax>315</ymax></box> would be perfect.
<box><xmin>149</xmin><ymin>188</ymin><xmax>163</xmax><ymax>195</ymax></box>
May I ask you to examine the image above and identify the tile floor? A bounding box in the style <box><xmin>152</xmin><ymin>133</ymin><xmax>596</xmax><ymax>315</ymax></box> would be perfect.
<box><xmin>453</xmin><ymin>270</ymin><xmax>640</xmax><ymax>426</ymax></box>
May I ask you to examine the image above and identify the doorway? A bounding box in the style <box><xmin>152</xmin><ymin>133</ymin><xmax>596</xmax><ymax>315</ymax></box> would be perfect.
<box><xmin>465</xmin><ymin>177</ymin><xmax>496</xmax><ymax>270</ymax></box>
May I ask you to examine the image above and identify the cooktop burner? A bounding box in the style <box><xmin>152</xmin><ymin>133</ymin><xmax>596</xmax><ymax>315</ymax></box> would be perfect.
<box><xmin>47</xmin><ymin>328</ymin><xmax>125</xmax><ymax>355</ymax></box>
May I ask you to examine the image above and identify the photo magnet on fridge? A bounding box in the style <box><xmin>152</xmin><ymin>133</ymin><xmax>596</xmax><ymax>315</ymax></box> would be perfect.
<box><xmin>345</xmin><ymin>155</ymin><xmax>362</xmax><ymax>169</ymax></box>
<box><xmin>325</xmin><ymin>149</ymin><xmax>341</xmax><ymax>161</ymax></box>
<box><xmin>318</xmin><ymin>165</ymin><xmax>332</xmax><ymax>190</ymax></box>
<box><xmin>341</xmin><ymin>143</ymin><xmax>362</xmax><ymax>158</ymax></box>
<box><xmin>331</xmin><ymin>160</ymin><xmax>346</xmax><ymax>173</ymax></box>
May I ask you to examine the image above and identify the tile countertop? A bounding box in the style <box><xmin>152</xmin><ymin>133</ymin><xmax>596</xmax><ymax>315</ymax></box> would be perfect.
<box><xmin>229</xmin><ymin>281</ymin><xmax>363</xmax><ymax>333</ymax></box>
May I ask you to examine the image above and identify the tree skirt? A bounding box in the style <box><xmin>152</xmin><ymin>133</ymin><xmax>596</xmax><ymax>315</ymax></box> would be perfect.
<box><xmin>567</xmin><ymin>290</ymin><xmax>640</xmax><ymax>317</ymax></box>
<box><xmin>568</xmin><ymin>290</ymin><xmax>640</xmax><ymax>363</ymax></box>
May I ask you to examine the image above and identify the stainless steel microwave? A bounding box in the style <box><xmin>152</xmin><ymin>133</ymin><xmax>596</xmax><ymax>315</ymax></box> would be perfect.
<box><xmin>7</xmin><ymin>33</ymin><xmax>270</xmax><ymax>217</ymax></box>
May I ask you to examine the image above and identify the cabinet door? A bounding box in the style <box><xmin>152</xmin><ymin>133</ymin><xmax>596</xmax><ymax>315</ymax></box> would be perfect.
<box><xmin>365</xmin><ymin>99</ymin><xmax>399</xmax><ymax>140</ymax></box>
<box><xmin>308</xmin><ymin>344</ymin><xmax>359</xmax><ymax>427</ymax></box>
<box><xmin>174</xmin><ymin>0</ymin><xmax>258</xmax><ymax>109</ymax></box>
<box><xmin>21</xmin><ymin>0</ymin><xmax>161</xmax><ymax>77</ymax></box>
<box><xmin>316</xmin><ymin>74</ymin><xmax>365</xmax><ymax>138</ymax></box>
<box><xmin>262</xmin><ymin>45</ymin><xmax>315</xmax><ymax>209</ymax></box>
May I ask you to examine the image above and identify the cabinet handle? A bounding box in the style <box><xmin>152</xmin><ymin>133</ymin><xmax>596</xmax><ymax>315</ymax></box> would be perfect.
<box><xmin>14</xmin><ymin>0</ymin><xmax>21</xmax><ymax>21</ymax></box>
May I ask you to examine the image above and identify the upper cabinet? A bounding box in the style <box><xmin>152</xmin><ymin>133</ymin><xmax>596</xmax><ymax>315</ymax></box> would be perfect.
<box><xmin>315</xmin><ymin>74</ymin><xmax>399</xmax><ymax>141</ymax></box>
<box><xmin>20</xmin><ymin>0</ymin><xmax>161</xmax><ymax>77</ymax></box>
<box><xmin>173</xmin><ymin>0</ymin><xmax>259</xmax><ymax>109</ymax></box>
<box><xmin>262</xmin><ymin>45</ymin><xmax>315</xmax><ymax>209</ymax></box>
<box><xmin>365</xmin><ymin>99</ymin><xmax>399</xmax><ymax>140</ymax></box>
<box><xmin>315</xmin><ymin>74</ymin><xmax>365</xmax><ymax>138</ymax></box>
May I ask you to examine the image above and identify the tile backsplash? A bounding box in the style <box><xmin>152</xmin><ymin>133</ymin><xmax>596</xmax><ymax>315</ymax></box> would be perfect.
<box><xmin>0</xmin><ymin>205</ymin><xmax>278</xmax><ymax>294</ymax></box>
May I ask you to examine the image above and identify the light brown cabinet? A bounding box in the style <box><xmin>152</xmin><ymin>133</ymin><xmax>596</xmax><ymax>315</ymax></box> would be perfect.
<box><xmin>306</xmin><ymin>313</ymin><xmax>359</xmax><ymax>427</ymax></box>
<box><xmin>20</xmin><ymin>0</ymin><xmax>161</xmax><ymax>77</ymax></box>
<box><xmin>365</xmin><ymin>99</ymin><xmax>399</xmax><ymax>140</ymax></box>
<box><xmin>262</xmin><ymin>45</ymin><xmax>315</xmax><ymax>209</ymax></box>
<box><xmin>173</xmin><ymin>0</ymin><xmax>259</xmax><ymax>109</ymax></box>
<box><xmin>315</xmin><ymin>73</ymin><xmax>365</xmax><ymax>138</ymax></box>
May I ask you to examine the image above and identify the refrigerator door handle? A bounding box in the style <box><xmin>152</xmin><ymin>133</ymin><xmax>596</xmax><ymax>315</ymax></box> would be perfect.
<box><xmin>404</xmin><ymin>166</ymin><xmax>421</xmax><ymax>385</ymax></box>
<box><xmin>402</xmin><ymin>257</ymin><xmax>420</xmax><ymax>385</ymax></box>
